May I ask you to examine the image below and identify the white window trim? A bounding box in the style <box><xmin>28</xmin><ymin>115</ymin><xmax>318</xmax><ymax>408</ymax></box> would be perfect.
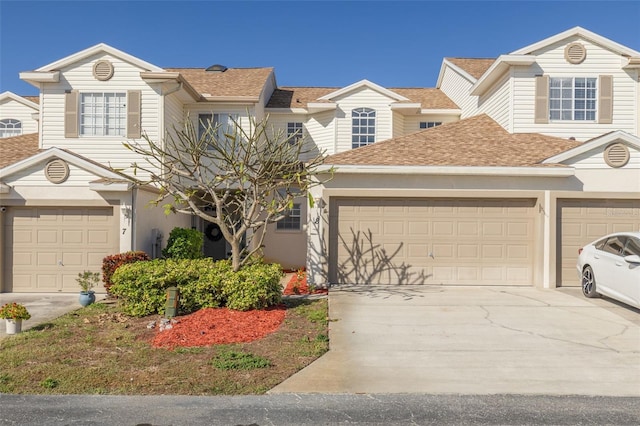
<box><xmin>419</xmin><ymin>121</ymin><xmax>442</xmax><ymax>129</ymax></box>
<box><xmin>549</xmin><ymin>76</ymin><xmax>598</xmax><ymax>122</ymax></box>
<box><xmin>352</xmin><ymin>107</ymin><xmax>376</xmax><ymax>149</ymax></box>
<box><xmin>276</xmin><ymin>202</ymin><xmax>302</xmax><ymax>231</ymax></box>
<box><xmin>0</xmin><ymin>119</ymin><xmax>22</xmax><ymax>138</ymax></box>
<box><xmin>79</xmin><ymin>92</ymin><xmax>127</xmax><ymax>137</ymax></box>
<box><xmin>198</xmin><ymin>112</ymin><xmax>239</xmax><ymax>149</ymax></box>
<box><xmin>287</xmin><ymin>122</ymin><xmax>303</xmax><ymax>144</ymax></box>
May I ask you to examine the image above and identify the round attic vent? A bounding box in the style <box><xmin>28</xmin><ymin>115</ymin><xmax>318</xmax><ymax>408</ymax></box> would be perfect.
<box><xmin>564</xmin><ymin>43</ymin><xmax>587</xmax><ymax>64</ymax></box>
<box><xmin>45</xmin><ymin>159</ymin><xmax>70</xmax><ymax>184</ymax></box>
<box><xmin>604</xmin><ymin>143</ymin><xmax>630</xmax><ymax>168</ymax></box>
<box><xmin>93</xmin><ymin>60</ymin><xmax>114</xmax><ymax>81</ymax></box>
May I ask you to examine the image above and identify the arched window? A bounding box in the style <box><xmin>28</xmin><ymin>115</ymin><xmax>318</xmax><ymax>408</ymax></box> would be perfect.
<box><xmin>352</xmin><ymin>108</ymin><xmax>376</xmax><ymax>149</ymax></box>
<box><xmin>0</xmin><ymin>119</ymin><xmax>22</xmax><ymax>138</ymax></box>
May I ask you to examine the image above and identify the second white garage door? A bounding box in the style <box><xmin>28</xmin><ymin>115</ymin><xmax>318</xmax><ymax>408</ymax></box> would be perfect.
<box><xmin>4</xmin><ymin>207</ymin><xmax>119</xmax><ymax>293</ymax></box>
<box><xmin>329</xmin><ymin>198</ymin><xmax>537</xmax><ymax>285</ymax></box>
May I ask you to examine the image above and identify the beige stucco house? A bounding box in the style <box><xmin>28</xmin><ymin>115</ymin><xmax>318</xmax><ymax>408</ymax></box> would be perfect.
<box><xmin>1</xmin><ymin>26</ymin><xmax>638</xmax><ymax>293</ymax></box>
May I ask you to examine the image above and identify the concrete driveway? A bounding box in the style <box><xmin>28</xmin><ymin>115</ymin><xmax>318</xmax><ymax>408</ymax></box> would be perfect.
<box><xmin>271</xmin><ymin>285</ymin><xmax>640</xmax><ymax>395</ymax></box>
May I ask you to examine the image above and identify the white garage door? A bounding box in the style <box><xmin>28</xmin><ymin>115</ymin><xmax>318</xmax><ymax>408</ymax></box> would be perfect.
<box><xmin>4</xmin><ymin>207</ymin><xmax>119</xmax><ymax>293</ymax></box>
<box><xmin>557</xmin><ymin>199</ymin><xmax>640</xmax><ymax>287</ymax></box>
<box><xmin>330</xmin><ymin>198</ymin><xmax>537</xmax><ymax>285</ymax></box>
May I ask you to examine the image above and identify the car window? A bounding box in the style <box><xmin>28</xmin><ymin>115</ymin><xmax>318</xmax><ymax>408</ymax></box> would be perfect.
<box><xmin>602</xmin><ymin>236</ymin><xmax>627</xmax><ymax>256</ymax></box>
<box><xmin>623</xmin><ymin>237</ymin><xmax>640</xmax><ymax>257</ymax></box>
<box><xmin>594</xmin><ymin>238</ymin><xmax>608</xmax><ymax>250</ymax></box>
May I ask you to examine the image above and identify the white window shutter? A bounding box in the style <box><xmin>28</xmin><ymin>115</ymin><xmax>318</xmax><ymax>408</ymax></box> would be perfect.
<box><xmin>64</xmin><ymin>91</ymin><xmax>79</xmax><ymax>138</ymax></box>
<box><xmin>534</xmin><ymin>76</ymin><xmax>549</xmax><ymax>124</ymax></box>
<box><xmin>127</xmin><ymin>91</ymin><xmax>141</xmax><ymax>139</ymax></box>
<box><xmin>598</xmin><ymin>75</ymin><xmax>613</xmax><ymax>124</ymax></box>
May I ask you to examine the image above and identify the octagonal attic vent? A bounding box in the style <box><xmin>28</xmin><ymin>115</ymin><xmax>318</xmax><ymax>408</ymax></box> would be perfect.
<box><xmin>604</xmin><ymin>143</ymin><xmax>630</xmax><ymax>168</ymax></box>
<box><xmin>93</xmin><ymin>60</ymin><xmax>114</xmax><ymax>81</ymax></box>
<box><xmin>45</xmin><ymin>159</ymin><xmax>70</xmax><ymax>184</ymax></box>
<box><xmin>206</xmin><ymin>64</ymin><xmax>228</xmax><ymax>73</ymax></box>
<box><xmin>564</xmin><ymin>43</ymin><xmax>587</xmax><ymax>65</ymax></box>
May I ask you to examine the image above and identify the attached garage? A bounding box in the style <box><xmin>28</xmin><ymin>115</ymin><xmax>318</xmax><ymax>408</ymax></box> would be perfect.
<box><xmin>3</xmin><ymin>206</ymin><xmax>119</xmax><ymax>293</ymax></box>
<box><xmin>557</xmin><ymin>199</ymin><xmax>640</xmax><ymax>287</ymax></box>
<box><xmin>329</xmin><ymin>197</ymin><xmax>538</xmax><ymax>285</ymax></box>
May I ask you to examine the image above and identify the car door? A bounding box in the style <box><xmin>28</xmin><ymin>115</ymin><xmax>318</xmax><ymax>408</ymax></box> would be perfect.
<box><xmin>619</xmin><ymin>237</ymin><xmax>640</xmax><ymax>308</ymax></box>
<box><xmin>596</xmin><ymin>235</ymin><xmax>627</xmax><ymax>296</ymax></box>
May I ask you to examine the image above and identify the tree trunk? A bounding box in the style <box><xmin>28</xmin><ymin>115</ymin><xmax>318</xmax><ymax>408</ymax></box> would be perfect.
<box><xmin>230</xmin><ymin>238</ymin><xmax>242</xmax><ymax>272</ymax></box>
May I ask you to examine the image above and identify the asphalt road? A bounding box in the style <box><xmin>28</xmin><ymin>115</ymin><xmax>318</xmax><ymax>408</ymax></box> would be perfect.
<box><xmin>1</xmin><ymin>394</ymin><xmax>638</xmax><ymax>425</ymax></box>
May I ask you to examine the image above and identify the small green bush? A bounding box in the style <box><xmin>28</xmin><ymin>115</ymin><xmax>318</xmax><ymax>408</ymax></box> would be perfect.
<box><xmin>162</xmin><ymin>227</ymin><xmax>204</xmax><ymax>259</ymax></box>
<box><xmin>211</xmin><ymin>348</ymin><xmax>271</xmax><ymax>370</ymax></box>
<box><xmin>222</xmin><ymin>262</ymin><xmax>283</xmax><ymax>311</ymax></box>
<box><xmin>110</xmin><ymin>258</ymin><xmax>283</xmax><ymax>316</ymax></box>
<box><xmin>102</xmin><ymin>251</ymin><xmax>150</xmax><ymax>295</ymax></box>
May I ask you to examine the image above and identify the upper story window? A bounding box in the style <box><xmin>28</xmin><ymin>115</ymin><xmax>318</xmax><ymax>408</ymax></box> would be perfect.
<box><xmin>0</xmin><ymin>119</ymin><xmax>22</xmax><ymax>138</ymax></box>
<box><xmin>80</xmin><ymin>92</ymin><xmax>127</xmax><ymax>136</ymax></box>
<box><xmin>419</xmin><ymin>121</ymin><xmax>442</xmax><ymax>129</ymax></box>
<box><xmin>549</xmin><ymin>77</ymin><xmax>597</xmax><ymax>121</ymax></box>
<box><xmin>198</xmin><ymin>113</ymin><xmax>239</xmax><ymax>149</ymax></box>
<box><xmin>352</xmin><ymin>107</ymin><xmax>376</xmax><ymax>149</ymax></box>
<box><xmin>287</xmin><ymin>122</ymin><xmax>303</xmax><ymax>144</ymax></box>
<box><xmin>277</xmin><ymin>203</ymin><xmax>301</xmax><ymax>231</ymax></box>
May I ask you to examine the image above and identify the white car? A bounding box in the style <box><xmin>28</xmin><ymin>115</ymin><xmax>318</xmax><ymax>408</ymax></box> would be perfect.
<box><xmin>577</xmin><ymin>231</ymin><xmax>640</xmax><ymax>309</ymax></box>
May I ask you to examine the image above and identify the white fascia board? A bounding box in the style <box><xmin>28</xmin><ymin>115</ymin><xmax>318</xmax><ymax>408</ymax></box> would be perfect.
<box><xmin>35</xmin><ymin>43</ymin><xmax>164</xmax><ymax>72</ymax></box>
<box><xmin>265</xmin><ymin>108</ymin><xmax>309</xmax><ymax>114</ymax></box>
<box><xmin>470</xmin><ymin>55</ymin><xmax>535</xmax><ymax>96</ymax></box>
<box><xmin>319</xmin><ymin>164</ymin><xmax>574</xmax><ymax>177</ymax></box>
<box><xmin>140</xmin><ymin>71</ymin><xmax>181</xmax><ymax>82</ymax></box>
<box><xmin>318</xmin><ymin>79</ymin><xmax>410</xmax><ymax>102</ymax></box>
<box><xmin>19</xmin><ymin>71</ymin><xmax>60</xmax><ymax>87</ymax></box>
<box><xmin>307</xmin><ymin>103</ymin><xmax>337</xmax><ymax>113</ymax></box>
<box><xmin>420</xmin><ymin>108</ymin><xmax>462</xmax><ymax>116</ymax></box>
<box><xmin>543</xmin><ymin>131</ymin><xmax>640</xmax><ymax>163</ymax></box>
<box><xmin>0</xmin><ymin>91</ymin><xmax>40</xmax><ymax>110</ymax></box>
<box><xmin>436</xmin><ymin>58</ymin><xmax>478</xmax><ymax>88</ymax></box>
<box><xmin>510</xmin><ymin>26</ymin><xmax>640</xmax><ymax>57</ymax></box>
<box><xmin>202</xmin><ymin>95</ymin><xmax>260</xmax><ymax>103</ymax></box>
<box><xmin>623</xmin><ymin>57</ymin><xmax>640</xmax><ymax>69</ymax></box>
<box><xmin>0</xmin><ymin>148</ymin><xmax>128</xmax><ymax>181</ymax></box>
<box><xmin>390</xmin><ymin>103</ymin><xmax>422</xmax><ymax>113</ymax></box>
<box><xmin>89</xmin><ymin>181</ymin><xmax>132</xmax><ymax>192</ymax></box>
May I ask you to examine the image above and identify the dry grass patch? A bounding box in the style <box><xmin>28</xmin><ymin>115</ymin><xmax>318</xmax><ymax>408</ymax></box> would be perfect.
<box><xmin>0</xmin><ymin>298</ymin><xmax>328</xmax><ymax>395</ymax></box>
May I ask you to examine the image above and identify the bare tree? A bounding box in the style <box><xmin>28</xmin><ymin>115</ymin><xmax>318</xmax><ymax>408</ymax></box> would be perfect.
<box><xmin>122</xmin><ymin>114</ymin><xmax>329</xmax><ymax>271</ymax></box>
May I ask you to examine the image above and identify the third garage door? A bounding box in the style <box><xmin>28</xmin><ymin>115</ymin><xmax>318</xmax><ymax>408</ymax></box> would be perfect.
<box><xmin>330</xmin><ymin>198</ymin><xmax>537</xmax><ymax>285</ymax></box>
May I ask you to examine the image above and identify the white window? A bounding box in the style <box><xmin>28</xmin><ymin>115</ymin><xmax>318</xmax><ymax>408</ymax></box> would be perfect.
<box><xmin>0</xmin><ymin>119</ymin><xmax>22</xmax><ymax>138</ymax></box>
<box><xmin>549</xmin><ymin>77</ymin><xmax>597</xmax><ymax>121</ymax></box>
<box><xmin>277</xmin><ymin>203</ymin><xmax>301</xmax><ymax>230</ymax></box>
<box><xmin>287</xmin><ymin>122</ymin><xmax>303</xmax><ymax>144</ymax></box>
<box><xmin>419</xmin><ymin>121</ymin><xmax>442</xmax><ymax>129</ymax></box>
<box><xmin>198</xmin><ymin>113</ymin><xmax>239</xmax><ymax>149</ymax></box>
<box><xmin>352</xmin><ymin>107</ymin><xmax>376</xmax><ymax>148</ymax></box>
<box><xmin>80</xmin><ymin>92</ymin><xmax>127</xmax><ymax>136</ymax></box>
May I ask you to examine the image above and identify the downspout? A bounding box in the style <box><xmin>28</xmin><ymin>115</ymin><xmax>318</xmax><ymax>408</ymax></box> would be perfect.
<box><xmin>130</xmin><ymin>186</ymin><xmax>137</xmax><ymax>250</ymax></box>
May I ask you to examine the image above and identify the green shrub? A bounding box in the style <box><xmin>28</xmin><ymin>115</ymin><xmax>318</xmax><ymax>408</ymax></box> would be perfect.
<box><xmin>162</xmin><ymin>227</ymin><xmax>204</xmax><ymax>259</ymax></box>
<box><xmin>222</xmin><ymin>262</ymin><xmax>283</xmax><ymax>311</ymax></box>
<box><xmin>110</xmin><ymin>258</ymin><xmax>282</xmax><ymax>316</ymax></box>
<box><xmin>211</xmin><ymin>348</ymin><xmax>271</xmax><ymax>370</ymax></box>
<box><xmin>102</xmin><ymin>251</ymin><xmax>150</xmax><ymax>295</ymax></box>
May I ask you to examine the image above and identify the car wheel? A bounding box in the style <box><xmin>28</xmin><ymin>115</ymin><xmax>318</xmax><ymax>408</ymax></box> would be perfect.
<box><xmin>582</xmin><ymin>266</ymin><xmax>599</xmax><ymax>298</ymax></box>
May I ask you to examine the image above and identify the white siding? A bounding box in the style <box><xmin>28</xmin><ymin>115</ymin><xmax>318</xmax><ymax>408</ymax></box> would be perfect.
<box><xmin>164</xmin><ymin>92</ymin><xmax>184</xmax><ymax>134</ymax></box>
<box><xmin>402</xmin><ymin>114</ymin><xmax>459</xmax><ymax>135</ymax></box>
<box><xmin>333</xmin><ymin>87</ymin><xmax>395</xmax><ymax>153</ymax></box>
<box><xmin>438</xmin><ymin>66</ymin><xmax>478</xmax><ymax>118</ymax></box>
<box><xmin>306</xmin><ymin>110</ymin><xmax>336</xmax><ymax>155</ymax></box>
<box><xmin>564</xmin><ymin>145</ymin><xmax>640</xmax><ymax>169</ymax></box>
<box><xmin>392</xmin><ymin>111</ymin><xmax>405</xmax><ymax>138</ymax></box>
<box><xmin>512</xmin><ymin>36</ymin><xmax>638</xmax><ymax>140</ymax></box>
<box><xmin>478</xmin><ymin>71</ymin><xmax>511</xmax><ymax>131</ymax></box>
<box><xmin>0</xmin><ymin>98</ymin><xmax>39</xmax><ymax>136</ymax></box>
<box><xmin>39</xmin><ymin>52</ymin><xmax>162</xmax><ymax>178</ymax></box>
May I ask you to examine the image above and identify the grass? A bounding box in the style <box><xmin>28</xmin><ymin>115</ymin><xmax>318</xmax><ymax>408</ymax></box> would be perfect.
<box><xmin>0</xmin><ymin>298</ymin><xmax>329</xmax><ymax>395</ymax></box>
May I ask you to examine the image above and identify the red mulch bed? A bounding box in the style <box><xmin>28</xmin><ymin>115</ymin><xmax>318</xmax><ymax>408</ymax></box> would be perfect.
<box><xmin>283</xmin><ymin>272</ymin><xmax>328</xmax><ymax>296</ymax></box>
<box><xmin>152</xmin><ymin>306</ymin><xmax>286</xmax><ymax>350</ymax></box>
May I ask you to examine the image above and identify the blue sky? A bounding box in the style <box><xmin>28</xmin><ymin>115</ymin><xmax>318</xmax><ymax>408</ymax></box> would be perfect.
<box><xmin>1</xmin><ymin>1</ymin><xmax>639</xmax><ymax>96</ymax></box>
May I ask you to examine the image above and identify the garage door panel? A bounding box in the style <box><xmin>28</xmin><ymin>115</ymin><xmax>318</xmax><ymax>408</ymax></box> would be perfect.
<box><xmin>557</xmin><ymin>199</ymin><xmax>640</xmax><ymax>287</ymax></box>
<box><xmin>5</xmin><ymin>207</ymin><xmax>118</xmax><ymax>293</ymax></box>
<box><xmin>331</xmin><ymin>198</ymin><xmax>536</xmax><ymax>285</ymax></box>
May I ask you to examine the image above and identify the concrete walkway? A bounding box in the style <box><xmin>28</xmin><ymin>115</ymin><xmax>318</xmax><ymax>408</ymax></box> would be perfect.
<box><xmin>270</xmin><ymin>285</ymin><xmax>640</xmax><ymax>396</ymax></box>
<box><xmin>0</xmin><ymin>293</ymin><xmax>93</xmax><ymax>336</ymax></box>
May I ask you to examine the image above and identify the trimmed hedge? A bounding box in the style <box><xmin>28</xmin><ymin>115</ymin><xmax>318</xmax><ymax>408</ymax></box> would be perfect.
<box><xmin>162</xmin><ymin>227</ymin><xmax>204</xmax><ymax>259</ymax></box>
<box><xmin>102</xmin><ymin>251</ymin><xmax>150</xmax><ymax>295</ymax></box>
<box><xmin>110</xmin><ymin>259</ymin><xmax>282</xmax><ymax>316</ymax></box>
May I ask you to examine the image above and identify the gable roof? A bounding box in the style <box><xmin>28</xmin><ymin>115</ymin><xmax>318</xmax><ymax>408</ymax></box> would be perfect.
<box><xmin>35</xmin><ymin>43</ymin><xmax>164</xmax><ymax>72</ymax></box>
<box><xmin>164</xmin><ymin>67</ymin><xmax>274</xmax><ymax>100</ymax></box>
<box><xmin>266</xmin><ymin>87</ymin><xmax>458</xmax><ymax>110</ymax></box>
<box><xmin>324</xmin><ymin>114</ymin><xmax>581</xmax><ymax>168</ymax></box>
<box><xmin>0</xmin><ymin>92</ymin><xmax>40</xmax><ymax>110</ymax></box>
<box><xmin>543</xmin><ymin>130</ymin><xmax>640</xmax><ymax>164</ymax></box>
<box><xmin>444</xmin><ymin>58</ymin><xmax>495</xmax><ymax>80</ymax></box>
<box><xmin>317</xmin><ymin>79</ymin><xmax>410</xmax><ymax>102</ymax></box>
<box><xmin>511</xmin><ymin>26</ymin><xmax>640</xmax><ymax>57</ymax></box>
<box><xmin>0</xmin><ymin>133</ymin><xmax>40</xmax><ymax>168</ymax></box>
